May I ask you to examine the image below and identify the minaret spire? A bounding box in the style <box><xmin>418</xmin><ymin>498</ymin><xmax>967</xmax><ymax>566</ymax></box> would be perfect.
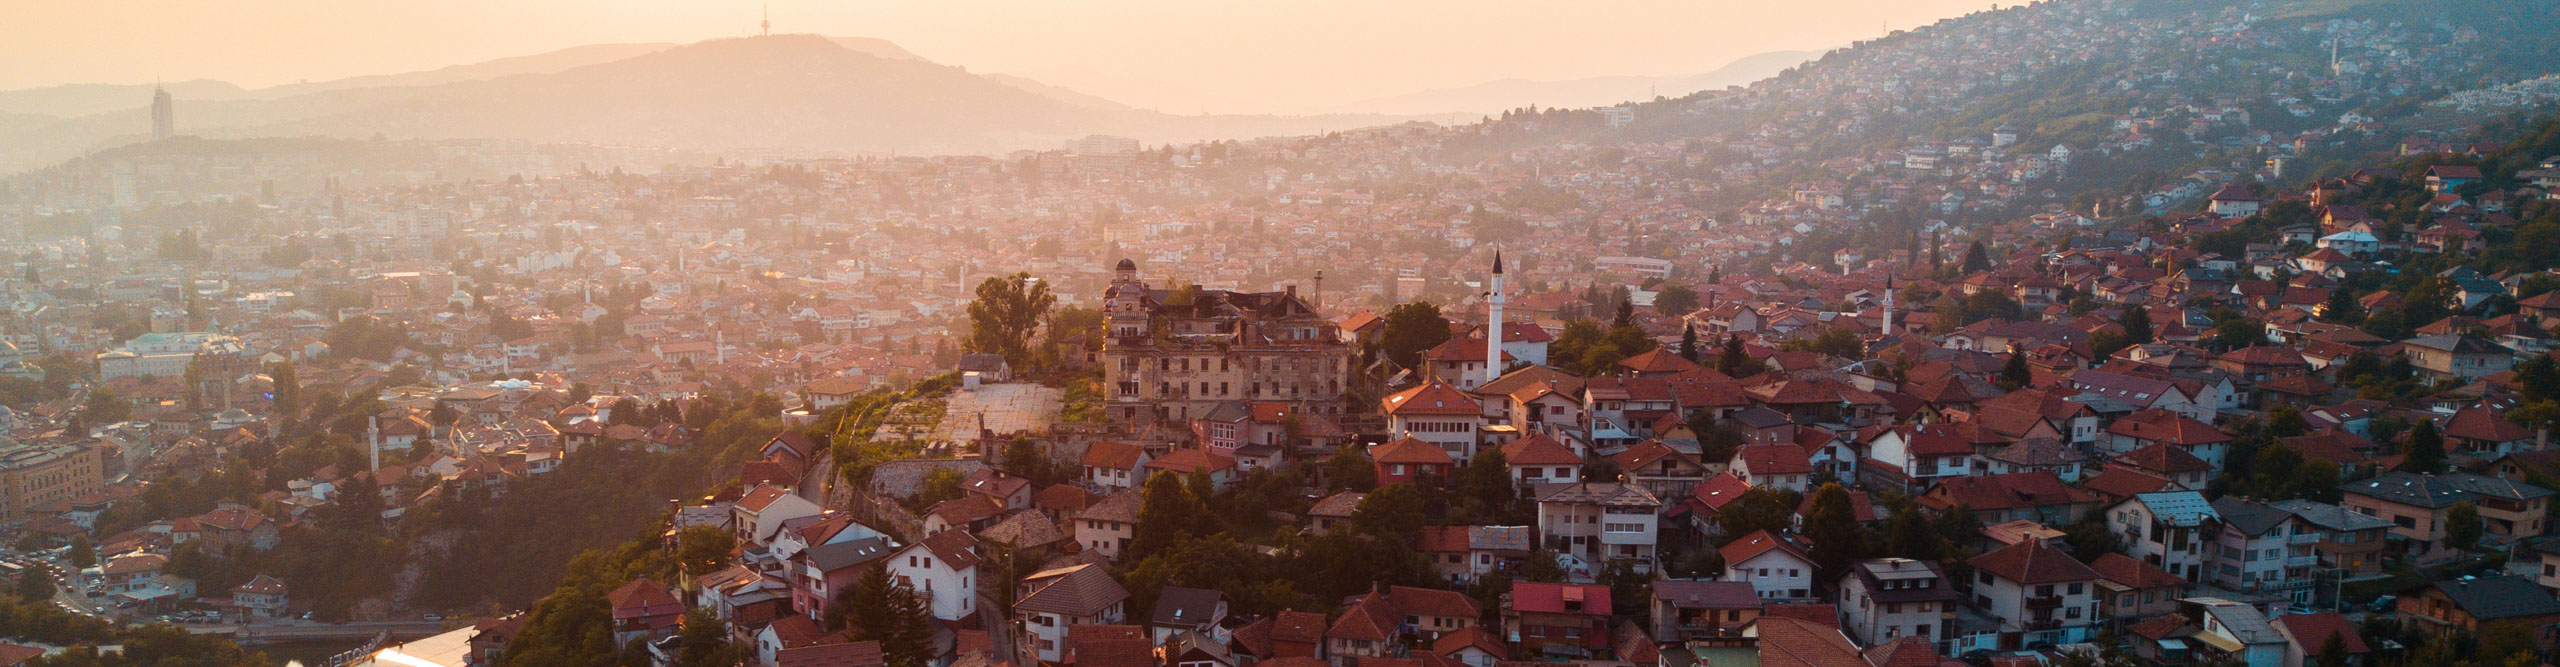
<box><xmin>1483</xmin><ymin>250</ymin><xmax>1505</xmax><ymax>388</ymax></box>
<box><xmin>1882</xmin><ymin>273</ymin><xmax>1897</xmax><ymax>337</ymax></box>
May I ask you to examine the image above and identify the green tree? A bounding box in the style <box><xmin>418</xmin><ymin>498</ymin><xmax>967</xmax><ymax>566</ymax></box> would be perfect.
<box><xmin>1655</xmin><ymin>285</ymin><xmax>1701</xmax><ymax>315</ymax></box>
<box><xmin>963</xmin><ymin>272</ymin><xmax>1057</xmax><ymax>368</ymax></box>
<box><xmin>14</xmin><ymin>563</ymin><xmax>52</xmax><ymax>602</ymax></box>
<box><xmin>1130</xmin><ymin>473</ymin><xmax>1205</xmax><ymax>560</ymax></box>
<box><xmin>1325</xmin><ymin>445</ymin><xmax>1377</xmax><ymax>492</ymax></box>
<box><xmin>2118</xmin><ymin>305</ymin><xmax>2154</xmax><ymax>345</ymax></box>
<box><xmin>82</xmin><ymin>389</ymin><xmax>130</xmax><ymax>425</ymax></box>
<box><xmin>1999</xmin><ymin>350</ymin><xmax>2032</xmax><ymax>390</ymax></box>
<box><xmin>1679</xmin><ymin>323</ymin><xmax>1700</xmax><ymax>363</ymax></box>
<box><xmin>270</xmin><ymin>361</ymin><xmax>301</xmax><ymax>419</ymax></box>
<box><xmin>69</xmin><ymin>534</ymin><xmax>95</xmax><ymax>569</ymax></box>
<box><xmin>1718</xmin><ymin>335</ymin><xmax>1759</xmax><ymax>376</ymax></box>
<box><xmin>1379</xmin><ymin>301</ymin><xmax>1454</xmax><ymax>371</ymax></box>
<box><xmin>1453</xmin><ymin>448</ymin><xmax>1517</xmax><ymax>522</ymax></box>
<box><xmin>1520</xmin><ymin>549</ymin><xmax>1565</xmax><ymax>583</ymax></box>
<box><xmin>1883</xmin><ymin>504</ymin><xmax>1946</xmax><ymax>563</ymax></box>
<box><xmin>1714</xmin><ymin>489</ymin><xmax>1797</xmax><ymax>544</ymax></box>
<box><xmin>1353</xmin><ymin>483</ymin><xmax>1428</xmax><ymax>539</ymax></box>
<box><xmin>1962</xmin><ymin>240</ymin><xmax>1992</xmax><ymax>273</ymax></box>
<box><xmin>2320</xmin><ymin>287</ymin><xmax>2364</xmax><ymax>324</ymax></box>
<box><xmin>2445</xmin><ymin>501</ymin><xmax>2483</xmax><ymax>552</ymax></box>
<box><xmin>2061</xmin><ymin>514</ymin><xmax>2122</xmax><ymax>560</ymax></box>
<box><xmin>2315</xmin><ymin>631</ymin><xmax>2348</xmax><ymax>667</ymax></box>
<box><xmin>2401</xmin><ymin>420</ymin><xmax>2447</xmax><ymax>474</ymax></box>
<box><xmin>673</xmin><ymin>526</ymin><xmax>737</xmax><ymax>579</ymax></box>
<box><xmin>1801</xmin><ymin>483</ymin><xmax>1867</xmax><ymax>585</ymax></box>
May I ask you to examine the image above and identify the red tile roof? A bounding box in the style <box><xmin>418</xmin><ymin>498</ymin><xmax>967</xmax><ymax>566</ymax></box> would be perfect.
<box><xmin>1968</xmin><ymin>540</ymin><xmax>2099</xmax><ymax>585</ymax></box>
<box><xmin>1372</xmin><ymin>438</ymin><xmax>1455</xmax><ymax>465</ymax></box>
<box><xmin>1382</xmin><ymin>381</ymin><xmax>1482</xmax><ymax>416</ymax></box>
<box><xmin>1510</xmin><ymin>581</ymin><xmax>1611</xmax><ymax>615</ymax></box>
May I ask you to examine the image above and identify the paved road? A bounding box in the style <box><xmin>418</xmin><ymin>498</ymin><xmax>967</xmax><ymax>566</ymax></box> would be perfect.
<box><xmin>233</xmin><ymin>620</ymin><xmax>454</xmax><ymax>644</ymax></box>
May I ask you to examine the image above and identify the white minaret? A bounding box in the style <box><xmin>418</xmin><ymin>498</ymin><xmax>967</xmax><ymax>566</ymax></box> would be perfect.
<box><xmin>1484</xmin><ymin>251</ymin><xmax>1505</xmax><ymax>387</ymax></box>
<box><xmin>1881</xmin><ymin>274</ymin><xmax>1897</xmax><ymax>336</ymax></box>
<box><xmin>367</xmin><ymin>415</ymin><xmax>381</xmax><ymax>471</ymax></box>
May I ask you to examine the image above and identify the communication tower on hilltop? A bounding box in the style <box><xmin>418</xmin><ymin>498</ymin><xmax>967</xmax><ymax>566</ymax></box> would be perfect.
<box><xmin>761</xmin><ymin>5</ymin><xmax>771</xmax><ymax>36</ymax></box>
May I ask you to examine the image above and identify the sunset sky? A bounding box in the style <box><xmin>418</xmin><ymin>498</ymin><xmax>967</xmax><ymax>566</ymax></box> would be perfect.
<box><xmin>3</xmin><ymin>0</ymin><xmax>1991</xmax><ymax>112</ymax></box>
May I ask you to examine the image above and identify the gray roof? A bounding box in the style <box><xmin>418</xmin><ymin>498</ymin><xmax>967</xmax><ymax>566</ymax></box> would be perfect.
<box><xmin>1017</xmin><ymin>564</ymin><xmax>1129</xmax><ymax>616</ymax></box>
<box><xmin>804</xmin><ymin>537</ymin><xmax>896</xmax><ymax>572</ymax></box>
<box><xmin>2266</xmin><ymin>499</ymin><xmax>2394</xmax><ymax>533</ymax></box>
<box><xmin>1469</xmin><ymin>526</ymin><xmax>1532</xmax><ymax>552</ymax></box>
<box><xmin>2432</xmin><ymin>575</ymin><xmax>2560</xmax><ymax>620</ymax></box>
<box><xmin>2190</xmin><ymin>598</ymin><xmax>2281</xmax><ymax>645</ymax></box>
<box><xmin>2345</xmin><ymin>472</ymin><xmax>2555</xmax><ymax>509</ymax></box>
<box><xmin>2208</xmin><ymin>497</ymin><xmax>2292</xmax><ymax>537</ymax></box>
<box><xmin>1151</xmin><ymin>586</ymin><xmax>1225</xmax><ymax>627</ymax></box>
<box><xmin>1538</xmin><ymin>482</ymin><xmax>1661</xmax><ymax>507</ymax></box>
<box><xmin>2131</xmin><ymin>491</ymin><xmax>2217</xmax><ymax>527</ymax></box>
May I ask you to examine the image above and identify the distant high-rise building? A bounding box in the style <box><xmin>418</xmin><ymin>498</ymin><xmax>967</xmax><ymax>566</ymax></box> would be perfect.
<box><xmin>150</xmin><ymin>85</ymin><xmax>174</xmax><ymax>141</ymax></box>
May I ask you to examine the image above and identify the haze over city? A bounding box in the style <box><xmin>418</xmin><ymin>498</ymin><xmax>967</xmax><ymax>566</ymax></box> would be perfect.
<box><xmin>2</xmin><ymin>0</ymin><xmax>1985</xmax><ymax>112</ymax></box>
<box><xmin>3</xmin><ymin>0</ymin><xmax>2560</xmax><ymax>666</ymax></box>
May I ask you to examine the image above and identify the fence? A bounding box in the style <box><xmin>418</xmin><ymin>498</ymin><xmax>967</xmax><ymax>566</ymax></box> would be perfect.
<box><xmin>1939</xmin><ymin>625</ymin><xmax>2098</xmax><ymax>657</ymax></box>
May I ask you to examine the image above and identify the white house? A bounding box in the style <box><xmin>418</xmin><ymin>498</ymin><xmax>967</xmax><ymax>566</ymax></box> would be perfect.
<box><xmin>886</xmin><ymin>529</ymin><xmax>981</xmax><ymax>622</ymax></box>
<box><xmin>2109</xmin><ymin>491</ymin><xmax>2219</xmax><ymax>583</ymax></box>
<box><xmin>1966</xmin><ymin>540</ymin><xmax>2103</xmax><ymax>632</ymax></box>
<box><xmin>1717</xmin><ymin>530</ymin><xmax>1816</xmax><ymax>601</ymax></box>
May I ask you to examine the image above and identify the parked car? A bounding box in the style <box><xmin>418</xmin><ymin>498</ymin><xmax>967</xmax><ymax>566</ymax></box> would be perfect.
<box><xmin>2367</xmin><ymin>595</ymin><xmax>2398</xmax><ymax>613</ymax></box>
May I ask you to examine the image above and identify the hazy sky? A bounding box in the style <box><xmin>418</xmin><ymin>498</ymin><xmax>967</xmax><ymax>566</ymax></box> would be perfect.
<box><xmin>3</xmin><ymin>0</ymin><xmax>1989</xmax><ymax>112</ymax></box>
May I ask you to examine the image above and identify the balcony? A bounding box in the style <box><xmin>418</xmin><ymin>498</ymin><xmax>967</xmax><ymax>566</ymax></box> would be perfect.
<box><xmin>2025</xmin><ymin>596</ymin><xmax>2064</xmax><ymax>610</ymax></box>
<box><xmin>2286</xmin><ymin>556</ymin><xmax>2318</xmax><ymax>568</ymax></box>
<box><xmin>2288</xmin><ymin>533</ymin><xmax>2321</xmax><ymax>545</ymax></box>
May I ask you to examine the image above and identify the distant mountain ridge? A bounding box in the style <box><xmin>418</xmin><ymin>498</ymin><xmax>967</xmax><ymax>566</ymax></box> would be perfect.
<box><xmin>0</xmin><ymin>34</ymin><xmax>1466</xmax><ymax>171</ymax></box>
<box><xmin>1331</xmin><ymin>50</ymin><xmax>1823</xmax><ymax>115</ymax></box>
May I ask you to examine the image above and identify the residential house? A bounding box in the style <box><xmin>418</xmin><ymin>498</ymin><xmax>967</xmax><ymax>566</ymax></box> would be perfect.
<box><xmin>1534</xmin><ymin>482</ymin><xmax>1661</xmax><ymax>574</ymax></box>
<box><xmin>885</xmin><ymin>529</ymin><xmax>979</xmax><ymax>622</ymax></box>
<box><xmin>1082</xmin><ymin>441</ymin><xmax>1151</xmax><ymax>492</ymax></box>
<box><xmin>2341</xmin><ymin>472</ymin><xmax>2554</xmax><ymax>563</ymax></box>
<box><xmin>1016</xmin><ymin>564</ymin><xmax>1130</xmax><ymax>663</ymax></box>
<box><xmin>1728</xmin><ymin>444</ymin><xmax>1814</xmax><ymax>493</ymax></box>
<box><xmin>2207</xmin><ymin>497</ymin><xmax>2319</xmax><ymax>606</ymax></box>
<box><xmin>1967</xmin><ymin>540</ymin><xmax>2103</xmax><ymax>632</ymax></box>
<box><xmin>1717</xmin><ymin>530</ymin><xmax>1816</xmax><ymax>601</ymax></box>
<box><xmin>1371</xmin><ymin>438</ymin><xmax>1456</xmax><ymax>487</ymax></box>
<box><xmin>1073</xmin><ymin>491</ymin><xmax>1141</xmax><ymax>560</ymax></box>
<box><xmin>2271</xmin><ymin>611</ymin><xmax>2370</xmax><ymax>667</ymax></box>
<box><xmin>2269</xmin><ymin>499</ymin><xmax>2395</xmax><ymax>576</ymax></box>
<box><xmin>2395</xmin><ymin>575</ymin><xmax>2560</xmax><ymax>648</ymax></box>
<box><xmin>2105</xmin><ymin>410</ymin><xmax>2232</xmax><ymax>473</ymax></box>
<box><xmin>1647</xmin><ymin>580</ymin><xmax>1759</xmax><ymax>643</ymax></box>
<box><xmin>1498</xmin><ymin>434</ymin><xmax>1584</xmax><ymax>496</ymax></box>
<box><xmin>2401</xmin><ymin>334</ymin><xmax>2515</xmax><ymax>387</ymax></box>
<box><xmin>1382</xmin><ymin>381</ymin><xmax>1486</xmax><ymax>463</ymax></box>
<box><xmin>1837</xmin><ymin>558</ymin><xmax>1958</xmax><ymax>646</ymax></box>
<box><xmin>1502</xmin><ymin>582</ymin><xmax>1612</xmax><ymax>659</ymax></box>
<box><xmin>2109</xmin><ymin>491</ymin><xmax>2218</xmax><ymax>582</ymax></box>
<box><xmin>1916</xmin><ymin>472</ymin><xmax>2104</xmax><ymax>525</ymax></box>
<box><xmin>2090</xmin><ymin>553</ymin><xmax>2187</xmax><ymax>620</ymax></box>
<box><xmin>607</xmin><ymin>579</ymin><xmax>686</xmax><ymax>648</ymax></box>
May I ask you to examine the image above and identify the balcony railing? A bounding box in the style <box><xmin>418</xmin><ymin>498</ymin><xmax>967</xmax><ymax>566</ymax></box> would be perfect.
<box><xmin>2025</xmin><ymin>596</ymin><xmax>2064</xmax><ymax>610</ymax></box>
<box><xmin>2288</xmin><ymin>533</ymin><xmax>2321</xmax><ymax>545</ymax></box>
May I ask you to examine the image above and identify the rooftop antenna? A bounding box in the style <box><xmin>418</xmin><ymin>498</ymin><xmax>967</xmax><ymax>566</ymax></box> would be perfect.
<box><xmin>761</xmin><ymin>5</ymin><xmax>771</xmax><ymax>36</ymax></box>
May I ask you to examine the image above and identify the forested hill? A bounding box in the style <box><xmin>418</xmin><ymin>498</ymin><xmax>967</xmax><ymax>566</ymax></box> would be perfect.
<box><xmin>1447</xmin><ymin>0</ymin><xmax>2560</xmax><ymax>187</ymax></box>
